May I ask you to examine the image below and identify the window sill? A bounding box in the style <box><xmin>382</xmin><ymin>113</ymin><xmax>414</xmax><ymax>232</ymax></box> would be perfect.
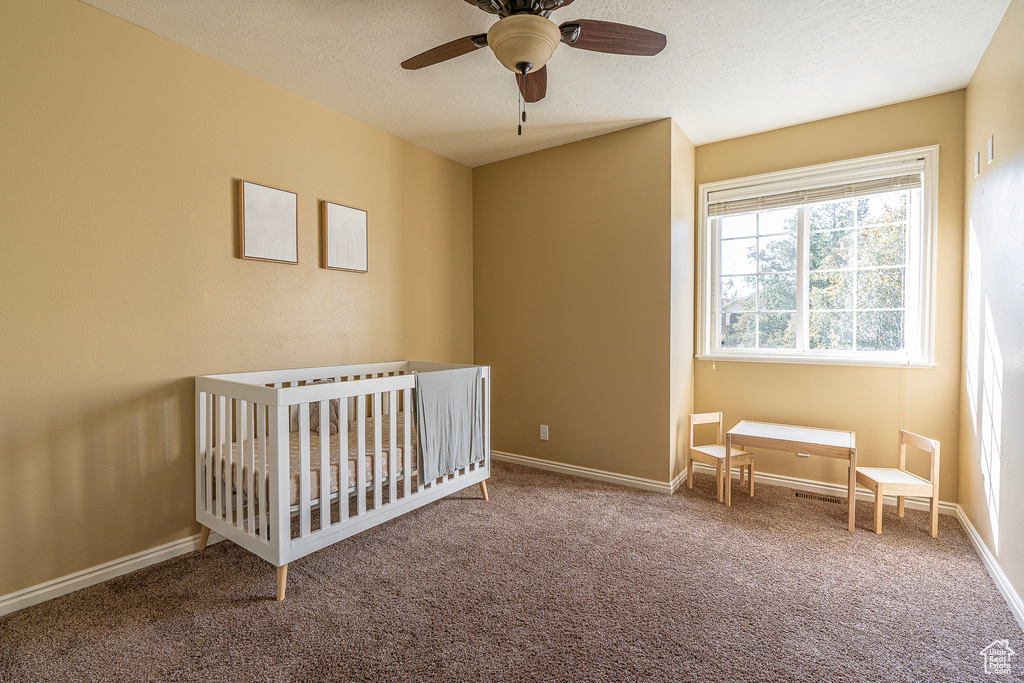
<box><xmin>695</xmin><ymin>354</ymin><xmax>936</xmax><ymax>369</ymax></box>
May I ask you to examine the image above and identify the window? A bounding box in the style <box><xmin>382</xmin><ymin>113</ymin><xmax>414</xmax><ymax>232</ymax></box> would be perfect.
<box><xmin>697</xmin><ymin>147</ymin><xmax>938</xmax><ymax>367</ymax></box>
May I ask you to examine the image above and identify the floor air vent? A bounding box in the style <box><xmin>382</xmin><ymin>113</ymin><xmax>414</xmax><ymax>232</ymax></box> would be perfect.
<box><xmin>795</xmin><ymin>491</ymin><xmax>843</xmax><ymax>504</ymax></box>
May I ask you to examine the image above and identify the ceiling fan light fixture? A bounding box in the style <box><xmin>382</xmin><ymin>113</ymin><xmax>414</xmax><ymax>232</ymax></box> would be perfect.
<box><xmin>486</xmin><ymin>14</ymin><xmax>561</xmax><ymax>74</ymax></box>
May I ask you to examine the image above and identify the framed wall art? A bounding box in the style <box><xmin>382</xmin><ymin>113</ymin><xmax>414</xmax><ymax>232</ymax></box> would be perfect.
<box><xmin>238</xmin><ymin>180</ymin><xmax>298</xmax><ymax>264</ymax></box>
<box><xmin>321</xmin><ymin>200</ymin><xmax>368</xmax><ymax>272</ymax></box>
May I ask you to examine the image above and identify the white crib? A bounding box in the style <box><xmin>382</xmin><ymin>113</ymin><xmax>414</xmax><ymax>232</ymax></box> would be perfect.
<box><xmin>194</xmin><ymin>361</ymin><xmax>491</xmax><ymax>600</ymax></box>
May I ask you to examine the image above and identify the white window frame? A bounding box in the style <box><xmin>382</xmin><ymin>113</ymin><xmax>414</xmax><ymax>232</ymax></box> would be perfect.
<box><xmin>696</xmin><ymin>146</ymin><xmax>939</xmax><ymax>368</ymax></box>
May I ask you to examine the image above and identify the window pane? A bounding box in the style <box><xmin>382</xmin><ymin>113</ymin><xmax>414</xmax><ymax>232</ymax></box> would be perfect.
<box><xmin>758</xmin><ymin>208</ymin><xmax>797</xmax><ymax>235</ymax></box>
<box><xmin>720</xmin><ymin>276</ymin><xmax>756</xmax><ymax>311</ymax></box>
<box><xmin>810</xmin><ymin>200</ymin><xmax>854</xmax><ymax>231</ymax></box>
<box><xmin>759</xmin><ymin>274</ymin><xmax>797</xmax><ymax>310</ymax></box>
<box><xmin>722</xmin><ymin>312</ymin><xmax>756</xmax><ymax>348</ymax></box>
<box><xmin>809</xmin><ymin>271</ymin><xmax>853</xmax><ymax>309</ymax></box>
<box><xmin>857</xmin><ymin>268</ymin><xmax>905</xmax><ymax>309</ymax></box>
<box><xmin>856</xmin><ymin>192</ymin><xmax>907</xmax><ymax>225</ymax></box>
<box><xmin>721</xmin><ymin>214</ymin><xmax>757</xmax><ymax>239</ymax></box>
<box><xmin>708</xmin><ymin>156</ymin><xmax>929</xmax><ymax>362</ymax></box>
<box><xmin>809</xmin><ymin>311</ymin><xmax>854</xmax><ymax>350</ymax></box>
<box><xmin>810</xmin><ymin>230</ymin><xmax>854</xmax><ymax>270</ymax></box>
<box><xmin>758</xmin><ymin>313</ymin><xmax>796</xmax><ymax>349</ymax></box>
<box><xmin>857</xmin><ymin>224</ymin><xmax>906</xmax><ymax>267</ymax></box>
<box><xmin>759</xmin><ymin>235</ymin><xmax>797</xmax><ymax>272</ymax></box>
<box><xmin>721</xmin><ymin>238</ymin><xmax>756</xmax><ymax>275</ymax></box>
<box><xmin>857</xmin><ymin>310</ymin><xmax>904</xmax><ymax>351</ymax></box>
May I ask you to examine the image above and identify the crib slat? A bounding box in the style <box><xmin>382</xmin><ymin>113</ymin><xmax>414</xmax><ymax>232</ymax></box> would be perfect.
<box><xmin>226</xmin><ymin>398</ymin><xmax>234</xmax><ymax>521</ymax></box>
<box><xmin>217</xmin><ymin>395</ymin><xmax>227</xmax><ymax>519</ymax></box>
<box><xmin>388</xmin><ymin>390</ymin><xmax>397</xmax><ymax>503</ymax></box>
<box><xmin>298</xmin><ymin>403</ymin><xmax>311</xmax><ymax>539</ymax></box>
<box><xmin>235</xmin><ymin>400</ymin><xmax>246</xmax><ymax>530</ymax></box>
<box><xmin>195</xmin><ymin>391</ymin><xmax>205</xmax><ymax>517</ymax></box>
<box><xmin>246</xmin><ymin>402</ymin><xmax>256</xmax><ymax>536</ymax></box>
<box><xmin>269</xmin><ymin>406</ymin><xmax>290</xmax><ymax>558</ymax></box>
<box><xmin>205</xmin><ymin>395</ymin><xmax>214</xmax><ymax>515</ymax></box>
<box><xmin>257</xmin><ymin>405</ymin><xmax>268</xmax><ymax>542</ymax></box>
<box><xmin>339</xmin><ymin>396</ymin><xmax>349</xmax><ymax>523</ymax></box>
<box><xmin>356</xmin><ymin>393</ymin><xmax>367</xmax><ymax>516</ymax></box>
<box><xmin>319</xmin><ymin>399</ymin><xmax>330</xmax><ymax>530</ymax></box>
<box><xmin>403</xmin><ymin>388</ymin><xmax>412</xmax><ymax>499</ymax></box>
<box><xmin>373</xmin><ymin>392</ymin><xmax>383</xmax><ymax>510</ymax></box>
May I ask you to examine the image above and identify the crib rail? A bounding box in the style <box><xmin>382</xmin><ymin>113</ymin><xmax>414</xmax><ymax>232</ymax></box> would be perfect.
<box><xmin>195</xmin><ymin>362</ymin><xmax>490</xmax><ymax>567</ymax></box>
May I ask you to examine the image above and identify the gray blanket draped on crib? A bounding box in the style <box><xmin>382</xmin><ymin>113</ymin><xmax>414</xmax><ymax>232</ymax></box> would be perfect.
<box><xmin>414</xmin><ymin>367</ymin><xmax>484</xmax><ymax>480</ymax></box>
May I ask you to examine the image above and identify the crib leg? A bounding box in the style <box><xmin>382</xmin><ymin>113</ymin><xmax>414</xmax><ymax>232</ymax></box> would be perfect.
<box><xmin>480</xmin><ymin>480</ymin><xmax>489</xmax><ymax>501</ymax></box>
<box><xmin>198</xmin><ymin>526</ymin><xmax>210</xmax><ymax>552</ymax></box>
<box><xmin>276</xmin><ymin>564</ymin><xmax>289</xmax><ymax>602</ymax></box>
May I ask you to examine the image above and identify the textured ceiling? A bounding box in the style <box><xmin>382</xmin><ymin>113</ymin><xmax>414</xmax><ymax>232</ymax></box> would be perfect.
<box><xmin>81</xmin><ymin>0</ymin><xmax>1009</xmax><ymax>167</ymax></box>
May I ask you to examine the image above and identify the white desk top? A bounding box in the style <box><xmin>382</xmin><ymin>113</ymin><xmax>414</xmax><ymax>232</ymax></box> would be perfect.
<box><xmin>727</xmin><ymin>420</ymin><xmax>855</xmax><ymax>449</ymax></box>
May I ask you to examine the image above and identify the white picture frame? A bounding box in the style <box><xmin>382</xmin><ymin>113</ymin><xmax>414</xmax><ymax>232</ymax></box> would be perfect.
<box><xmin>321</xmin><ymin>200</ymin><xmax>368</xmax><ymax>273</ymax></box>
<box><xmin>238</xmin><ymin>180</ymin><xmax>298</xmax><ymax>264</ymax></box>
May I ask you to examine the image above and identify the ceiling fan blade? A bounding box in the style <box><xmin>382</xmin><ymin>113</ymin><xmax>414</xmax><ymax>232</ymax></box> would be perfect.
<box><xmin>516</xmin><ymin>65</ymin><xmax>547</xmax><ymax>103</ymax></box>
<box><xmin>401</xmin><ymin>34</ymin><xmax>488</xmax><ymax>70</ymax></box>
<box><xmin>559</xmin><ymin>19</ymin><xmax>666</xmax><ymax>56</ymax></box>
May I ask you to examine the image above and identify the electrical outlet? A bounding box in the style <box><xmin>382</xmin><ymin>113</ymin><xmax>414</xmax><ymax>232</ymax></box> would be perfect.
<box><xmin>540</xmin><ymin>425</ymin><xmax>549</xmax><ymax>441</ymax></box>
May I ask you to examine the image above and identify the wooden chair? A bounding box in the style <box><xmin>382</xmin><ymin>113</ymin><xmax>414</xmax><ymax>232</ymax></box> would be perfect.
<box><xmin>687</xmin><ymin>412</ymin><xmax>754</xmax><ymax>503</ymax></box>
<box><xmin>856</xmin><ymin>430</ymin><xmax>940</xmax><ymax>537</ymax></box>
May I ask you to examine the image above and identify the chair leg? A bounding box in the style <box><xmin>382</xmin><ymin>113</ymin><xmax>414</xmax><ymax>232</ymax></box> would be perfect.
<box><xmin>716</xmin><ymin>462</ymin><xmax>724</xmax><ymax>503</ymax></box>
<box><xmin>686</xmin><ymin>456</ymin><xmax>694</xmax><ymax>489</ymax></box>
<box><xmin>929</xmin><ymin>496</ymin><xmax>939</xmax><ymax>538</ymax></box>
<box><xmin>198</xmin><ymin>526</ymin><xmax>210</xmax><ymax>552</ymax></box>
<box><xmin>739</xmin><ymin>465</ymin><xmax>745</xmax><ymax>487</ymax></box>
<box><xmin>874</xmin><ymin>486</ymin><xmax>884</xmax><ymax>535</ymax></box>
<box><xmin>747</xmin><ymin>464</ymin><xmax>754</xmax><ymax>497</ymax></box>
<box><xmin>480</xmin><ymin>480</ymin><xmax>489</xmax><ymax>501</ymax></box>
<box><xmin>276</xmin><ymin>564</ymin><xmax>289</xmax><ymax>601</ymax></box>
<box><xmin>897</xmin><ymin>496</ymin><xmax>905</xmax><ymax>517</ymax></box>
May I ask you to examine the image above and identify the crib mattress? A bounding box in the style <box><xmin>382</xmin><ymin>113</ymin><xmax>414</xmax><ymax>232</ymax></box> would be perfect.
<box><xmin>214</xmin><ymin>413</ymin><xmax>417</xmax><ymax>507</ymax></box>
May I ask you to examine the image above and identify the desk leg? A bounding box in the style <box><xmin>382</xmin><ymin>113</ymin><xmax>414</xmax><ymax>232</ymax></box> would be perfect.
<box><xmin>724</xmin><ymin>435</ymin><xmax>732</xmax><ymax>507</ymax></box>
<box><xmin>848</xmin><ymin>448</ymin><xmax>857</xmax><ymax>532</ymax></box>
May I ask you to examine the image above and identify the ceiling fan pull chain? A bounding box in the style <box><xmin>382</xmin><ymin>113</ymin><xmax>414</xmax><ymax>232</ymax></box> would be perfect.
<box><xmin>518</xmin><ymin>90</ymin><xmax>523</xmax><ymax>135</ymax></box>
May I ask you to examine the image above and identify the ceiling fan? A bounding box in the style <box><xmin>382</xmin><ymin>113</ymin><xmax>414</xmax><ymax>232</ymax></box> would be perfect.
<box><xmin>401</xmin><ymin>0</ymin><xmax>667</xmax><ymax>104</ymax></box>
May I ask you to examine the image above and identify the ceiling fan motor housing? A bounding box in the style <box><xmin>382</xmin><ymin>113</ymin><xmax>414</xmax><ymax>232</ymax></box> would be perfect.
<box><xmin>487</xmin><ymin>14</ymin><xmax>561</xmax><ymax>73</ymax></box>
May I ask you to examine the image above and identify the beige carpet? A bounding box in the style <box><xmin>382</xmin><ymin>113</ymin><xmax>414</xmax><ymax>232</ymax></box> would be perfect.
<box><xmin>1</xmin><ymin>461</ymin><xmax>1020</xmax><ymax>682</ymax></box>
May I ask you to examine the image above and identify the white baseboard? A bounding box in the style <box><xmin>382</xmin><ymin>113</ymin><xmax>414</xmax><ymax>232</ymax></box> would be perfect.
<box><xmin>954</xmin><ymin>505</ymin><xmax>1024</xmax><ymax>633</ymax></box>
<box><xmin>0</xmin><ymin>531</ymin><xmax>225</xmax><ymax>617</ymax></box>
<box><xmin>492</xmin><ymin>451</ymin><xmax>678</xmax><ymax>494</ymax></box>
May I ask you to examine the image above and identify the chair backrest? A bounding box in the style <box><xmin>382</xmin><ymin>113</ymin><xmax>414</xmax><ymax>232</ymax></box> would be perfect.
<box><xmin>689</xmin><ymin>412</ymin><xmax>723</xmax><ymax>450</ymax></box>
<box><xmin>898</xmin><ymin>429</ymin><xmax>941</xmax><ymax>491</ymax></box>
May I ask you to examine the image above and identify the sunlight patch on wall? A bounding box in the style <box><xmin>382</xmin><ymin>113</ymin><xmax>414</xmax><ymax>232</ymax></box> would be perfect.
<box><xmin>981</xmin><ymin>298</ymin><xmax>1002</xmax><ymax>552</ymax></box>
<box><xmin>965</xmin><ymin>222</ymin><xmax>982</xmax><ymax>424</ymax></box>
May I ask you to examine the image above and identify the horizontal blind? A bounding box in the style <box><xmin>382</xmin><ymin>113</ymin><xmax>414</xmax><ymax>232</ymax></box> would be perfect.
<box><xmin>708</xmin><ymin>173</ymin><xmax>921</xmax><ymax>218</ymax></box>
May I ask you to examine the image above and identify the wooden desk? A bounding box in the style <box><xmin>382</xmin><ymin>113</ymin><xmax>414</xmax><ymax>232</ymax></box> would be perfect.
<box><xmin>726</xmin><ymin>420</ymin><xmax>858</xmax><ymax>532</ymax></box>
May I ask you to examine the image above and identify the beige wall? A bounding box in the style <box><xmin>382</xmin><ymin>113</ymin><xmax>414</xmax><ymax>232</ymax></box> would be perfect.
<box><xmin>694</xmin><ymin>92</ymin><xmax>966</xmax><ymax>502</ymax></box>
<box><xmin>0</xmin><ymin>0</ymin><xmax>473</xmax><ymax>596</ymax></box>
<box><xmin>960</xmin><ymin>0</ymin><xmax>1024</xmax><ymax>602</ymax></box>
<box><xmin>474</xmin><ymin>120</ymin><xmax>680</xmax><ymax>482</ymax></box>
